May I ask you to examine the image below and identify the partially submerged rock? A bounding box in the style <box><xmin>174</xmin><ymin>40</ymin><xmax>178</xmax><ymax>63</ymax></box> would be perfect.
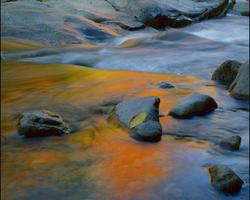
<box><xmin>109</xmin><ymin>96</ymin><xmax>162</xmax><ymax>142</ymax></box>
<box><xmin>211</xmin><ymin>60</ymin><xmax>242</xmax><ymax>85</ymax></box>
<box><xmin>18</xmin><ymin>110</ymin><xmax>71</xmax><ymax>137</ymax></box>
<box><xmin>229</xmin><ymin>60</ymin><xmax>249</xmax><ymax>100</ymax></box>
<box><xmin>208</xmin><ymin>164</ymin><xmax>244</xmax><ymax>193</ymax></box>
<box><xmin>220</xmin><ymin>135</ymin><xmax>241</xmax><ymax>150</ymax></box>
<box><xmin>157</xmin><ymin>81</ymin><xmax>175</xmax><ymax>89</ymax></box>
<box><xmin>169</xmin><ymin>94</ymin><xmax>218</xmax><ymax>119</ymax></box>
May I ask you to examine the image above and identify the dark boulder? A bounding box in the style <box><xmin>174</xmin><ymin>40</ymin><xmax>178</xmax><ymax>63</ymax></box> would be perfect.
<box><xmin>211</xmin><ymin>60</ymin><xmax>242</xmax><ymax>85</ymax></box>
<box><xmin>209</xmin><ymin>164</ymin><xmax>244</xmax><ymax>193</ymax></box>
<box><xmin>108</xmin><ymin>0</ymin><xmax>229</xmax><ymax>29</ymax></box>
<box><xmin>229</xmin><ymin>60</ymin><xmax>249</xmax><ymax>100</ymax></box>
<box><xmin>169</xmin><ymin>94</ymin><xmax>218</xmax><ymax>119</ymax></box>
<box><xmin>18</xmin><ymin>110</ymin><xmax>70</xmax><ymax>137</ymax></box>
<box><xmin>109</xmin><ymin>96</ymin><xmax>162</xmax><ymax>142</ymax></box>
<box><xmin>220</xmin><ymin>135</ymin><xmax>241</xmax><ymax>150</ymax></box>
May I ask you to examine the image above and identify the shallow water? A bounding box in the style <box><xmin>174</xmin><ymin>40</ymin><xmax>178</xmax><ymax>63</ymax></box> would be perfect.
<box><xmin>1</xmin><ymin>60</ymin><xmax>249</xmax><ymax>200</ymax></box>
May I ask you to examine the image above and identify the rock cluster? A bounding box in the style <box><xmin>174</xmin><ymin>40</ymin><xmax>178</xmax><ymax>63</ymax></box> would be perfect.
<box><xmin>16</xmin><ymin>85</ymin><xmax>245</xmax><ymax>194</ymax></box>
<box><xmin>108</xmin><ymin>0</ymin><xmax>229</xmax><ymax>29</ymax></box>
<box><xmin>2</xmin><ymin>0</ymin><xmax>230</xmax><ymax>45</ymax></box>
<box><xmin>212</xmin><ymin>60</ymin><xmax>249</xmax><ymax>100</ymax></box>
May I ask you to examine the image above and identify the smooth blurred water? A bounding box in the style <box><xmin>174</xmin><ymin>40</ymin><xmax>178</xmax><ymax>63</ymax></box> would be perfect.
<box><xmin>3</xmin><ymin>14</ymin><xmax>249</xmax><ymax>80</ymax></box>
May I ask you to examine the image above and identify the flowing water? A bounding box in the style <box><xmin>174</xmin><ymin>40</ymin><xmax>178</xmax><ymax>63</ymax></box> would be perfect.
<box><xmin>2</xmin><ymin>14</ymin><xmax>249</xmax><ymax>79</ymax></box>
<box><xmin>1</xmin><ymin>13</ymin><xmax>249</xmax><ymax>200</ymax></box>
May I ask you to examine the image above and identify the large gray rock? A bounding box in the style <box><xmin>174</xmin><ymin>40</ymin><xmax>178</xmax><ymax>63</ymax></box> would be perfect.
<box><xmin>1</xmin><ymin>0</ymin><xmax>132</xmax><ymax>45</ymax></box>
<box><xmin>1</xmin><ymin>0</ymin><xmax>230</xmax><ymax>45</ymax></box>
<box><xmin>17</xmin><ymin>110</ymin><xmax>71</xmax><ymax>137</ymax></box>
<box><xmin>107</xmin><ymin>0</ymin><xmax>229</xmax><ymax>29</ymax></box>
<box><xmin>169</xmin><ymin>94</ymin><xmax>218</xmax><ymax>119</ymax></box>
<box><xmin>109</xmin><ymin>96</ymin><xmax>162</xmax><ymax>142</ymax></box>
<box><xmin>229</xmin><ymin>60</ymin><xmax>249</xmax><ymax>100</ymax></box>
<box><xmin>211</xmin><ymin>60</ymin><xmax>242</xmax><ymax>85</ymax></box>
<box><xmin>209</xmin><ymin>165</ymin><xmax>244</xmax><ymax>193</ymax></box>
<box><xmin>220</xmin><ymin>135</ymin><xmax>241</xmax><ymax>150</ymax></box>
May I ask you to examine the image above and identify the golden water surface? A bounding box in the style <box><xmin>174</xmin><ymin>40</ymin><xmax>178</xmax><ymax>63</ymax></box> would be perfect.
<box><xmin>1</xmin><ymin>40</ymin><xmax>217</xmax><ymax>200</ymax></box>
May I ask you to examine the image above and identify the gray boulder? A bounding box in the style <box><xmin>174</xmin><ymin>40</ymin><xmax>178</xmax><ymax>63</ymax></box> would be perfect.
<box><xmin>108</xmin><ymin>0</ymin><xmax>229</xmax><ymax>29</ymax></box>
<box><xmin>229</xmin><ymin>60</ymin><xmax>249</xmax><ymax>100</ymax></box>
<box><xmin>168</xmin><ymin>94</ymin><xmax>218</xmax><ymax>119</ymax></box>
<box><xmin>1</xmin><ymin>0</ymin><xmax>129</xmax><ymax>45</ymax></box>
<box><xmin>211</xmin><ymin>60</ymin><xmax>242</xmax><ymax>85</ymax></box>
<box><xmin>17</xmin><ymin>110</ymin><xmax>71</xmax><ymax>137</ymax></box>
<box><xmin>220</xmin><ymin>135</ymin><xmax>241</xmax><ymax>150</ymax></box>
<box><xmin>209</xmin><ymin>165</ymin><xmax>244</xmax><ymax>193</ymax></box>
<box><xmin>157</xmin><ymin>81</ymin><xmax>175</xmax><ymax>89</ymax></box>
<box><xmin>1</xmin><ymin>0</ymin><xmax>230</xmax><ymax>45</ymax></box>
<box><xmin>109</xmin><ymin>96</ymin><xmax>162</xmax><ymax>142</ymax></box>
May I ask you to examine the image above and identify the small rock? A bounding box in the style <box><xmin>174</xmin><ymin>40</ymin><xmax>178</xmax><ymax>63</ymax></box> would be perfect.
<box><xmin>109</xmin><ymin>96</ymin><xmax>162</xmax><ymax>142</ymax></box>
<box><xmin>208</xmin><ymin>164</ymin><xmax>244</xmax><ymax>193</ymax></box>
<box><xmin>157</xmin><ymin>81</ymin><xmax>175</xmax><ymax>89</ymax></box>
<box><xmin>211</xmin><ymin>60</ymin><xmax>242</xmax><ymax>85</ymax></box>
<box><xmin>220</xmin><ymin>135</ymin><xmax>241</xmax><ymax>150</ymax></box>
<box><xmin>17</xmin><ymin>110</ymin><xmax>70</xmax><ymax>137</ymax></box>
<box><xmin>168</xmin><ymin>94</ymin><xmax>218</xmax><ymax>119</ymax></box>
<box><xmin>229</xmin><ymin>60</ymin><xmax>249</xmax><ymax>100</ymax></box>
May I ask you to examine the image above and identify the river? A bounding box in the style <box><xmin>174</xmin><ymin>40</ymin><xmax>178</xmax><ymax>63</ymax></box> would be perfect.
<box><xmin>1</xmin><ymin>12</ymin><xmax>249</xmax><ymax>200</ymax></box>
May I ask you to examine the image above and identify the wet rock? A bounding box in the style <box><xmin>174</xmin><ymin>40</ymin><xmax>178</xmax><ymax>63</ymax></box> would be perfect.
<box><xmin>229</xmin><ymin>60</ymin><xmax>249</xmax><ymax>100</ymax></box>
<box><xmin>208</xmin><ymin>165</ymin><xmax>244</xmax><ymax>193</ymax></box>
<box><xmin>157</xmin><ymin>81</ymin><xmax>175</xmax><ymax>89</ymax></box>
<box><xmin>17</xmin><ymin>110</ymin><xmax>71</xmax><ymax>137</ymax></box>
<box><xmin>220</xmin><ymin>135</ymin><xmax>241</xmax><ymax>150</ymax></box>
<box><xmin>232</xmin><ymin>0</ymin><xmax>249</xmax><ymax>16</ymax></box>
<box><xmin>211</xmin><ymin>60</ymin><xmax>242</xmax><ymax>85</ymax></box>
<box><xmin>102</xmin><ymin>19</ymin><xmax>145</xmax><ymax>31</ymax></box>
<box><xmin>1</xmin><ymin>0</ymin><xmax>122</xmax><ymax>45</ymax></box>
<box><xmin>169</xmin><ymin>94</ymin><xmax>218</xmax><ymax>119</ymax></box>
<box><xmin>108</xmin><ymin>0</ymin><xmax>229</xmax><ymax>29</ymax></box>
<box><xmin>109</xmin><ymin>96</ymin><xmax>162</xmax><ymax>142</ymax></box>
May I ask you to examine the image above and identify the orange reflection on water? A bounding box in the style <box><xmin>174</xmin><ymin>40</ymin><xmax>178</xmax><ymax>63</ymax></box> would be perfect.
<box><xmin>1</xmin><ymin>52</ymin><xmax>213</xmax><ymax>199</ymax></box>
<box><xmin>1</xmin><ymin>39</ymin><xmax>43</xmax><ymax>53</ymax></box>
<box><xmin>84</xmin><ymin>124</ymin><xmax>172</xmax><ymax>200</ymax></box>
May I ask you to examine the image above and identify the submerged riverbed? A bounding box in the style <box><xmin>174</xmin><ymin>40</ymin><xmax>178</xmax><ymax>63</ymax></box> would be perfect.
<box><xmin>1</xmin><ymin>9</ymin><xmax>249</xmax><ymax>200</ymax></box>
